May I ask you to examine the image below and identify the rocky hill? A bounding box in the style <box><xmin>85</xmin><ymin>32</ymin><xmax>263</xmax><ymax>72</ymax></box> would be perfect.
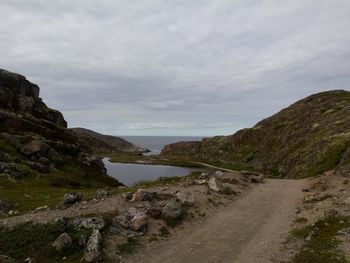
<box><xmin>162</xmin><ymin>90</ymin><xmax>350</xmax><ymax>178</ymax></box>
<box><xmin>71</xmin><ymin>127</ymin><xmax>148</xmax><ymax>154</ymax></box>
<box><xmin>0</xmin><ymin>69</ymin><xmax>121</xmax><ymax>211</ymax></box>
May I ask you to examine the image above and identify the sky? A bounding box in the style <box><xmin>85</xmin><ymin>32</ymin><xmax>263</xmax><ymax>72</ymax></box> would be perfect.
<box><xmin>1</xmin><ymin>0</ymin><xmax>350</xmax><ymax>136</ymax></box>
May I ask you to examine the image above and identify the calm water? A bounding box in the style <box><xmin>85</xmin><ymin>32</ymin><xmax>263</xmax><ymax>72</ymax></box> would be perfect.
<box><xmin>121</xmin><ymin>136</ymin><xmax>204</xmax><ymax>155</ymax></box>
<box><xmin>103</xmin><ymin>158</ymin><xmax>198</xmax><ymax>186</ymax></box>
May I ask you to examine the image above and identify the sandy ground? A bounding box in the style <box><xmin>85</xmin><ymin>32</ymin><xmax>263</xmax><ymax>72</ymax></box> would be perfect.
<box><xmin>126</xmin><ymin>179</ymin><xmax>306</xmax><ymax>263</ymax></box>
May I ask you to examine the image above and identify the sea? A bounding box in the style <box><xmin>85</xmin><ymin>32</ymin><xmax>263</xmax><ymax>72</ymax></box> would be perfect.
<box><xmin>120</xmin><ymin>136</ymin><xmax>204</xmax><ymax>155</ymax></box>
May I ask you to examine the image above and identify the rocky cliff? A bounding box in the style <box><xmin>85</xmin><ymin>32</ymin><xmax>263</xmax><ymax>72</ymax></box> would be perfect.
<box><xmin>162</xmin><ymin>90</ymin><xmax>350</xmax><ymax>178</ymax></box>
<box><xmin>71</xmin><ymin>127</ymin><xmax>148</xmax><ymax>154</ymax></box>
<box><xmin>0</xmin><ymin>69</ymin><xmax>121</xmax><ymax>186</ymax></box>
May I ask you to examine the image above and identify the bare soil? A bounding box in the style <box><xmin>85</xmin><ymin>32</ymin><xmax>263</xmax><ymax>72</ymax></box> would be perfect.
<box><xmin>126</xmin><ymin>179</ymin><xmax>306</xmax><ymax>263</ymax></box>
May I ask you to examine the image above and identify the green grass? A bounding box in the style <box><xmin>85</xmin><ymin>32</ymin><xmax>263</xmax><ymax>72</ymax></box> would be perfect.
<box><xmin>306</xmin><ymin>138</ymin><xmax>350</xmax><ymax>177</ymax></box>
<box><xmin>0</xmin><ymin>161</ymin><xmax>121</xmax><ymax>213</ymax></box>
<box><xmin>0</xmin><ymin>222</ymin><xmax>92</xmax><ymax>262</ymax></box>
<box><xmin>291</xmin><ymin>215</ymin><xmax>350</xmax><ymax>263</ymax></box>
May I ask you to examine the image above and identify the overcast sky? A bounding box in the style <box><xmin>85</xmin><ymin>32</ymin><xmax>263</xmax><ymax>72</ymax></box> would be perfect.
<box><xmin>1</xmin><ymin>0</ymin><xmax>350</xmax><ymax>136</ymax></box>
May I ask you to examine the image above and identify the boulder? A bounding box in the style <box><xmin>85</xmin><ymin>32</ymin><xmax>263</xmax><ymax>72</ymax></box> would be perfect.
<box><xmin>81</xmin><ymin>229</ymin><xmax>102</xmax><ymax>263</ymax></box>
<box><xmin>63</xmin><ymin>192</ymin><xmax>83</xmax><ymax>205</ymax></box>
<box><xmin>80</xmin><ymin>218</ymin><xmax>106</xmax><ymax>230</ymax></box>
<box><xmin>130</xmin><ymin>211</ymin><xmax>148</xmax><ymax>231</ymax></box>
<box><xmin>208</xmin><ymin>177</ymin><xmax>225</xmax><ymax>192</ymax></box>
<box><xmin>248</xmin><ymin>174</ymin><xmax>264</xmax><ymax>184</ymax></box>
<box><xmin>176</xmin><ymin>191</ymin><xmax>195</xmax><ymax>205</ymax></box>
<box><xmin>162</xmin><ymin>200</ymin><xmax>183</xmax><ymax>219</ymax></box>
<box><xmin>52</xmin><ymin>233</ymin><xmax>72</xmax><ymax>251</ymax></box>
<box><xmin>131</xmin><ymin>189</ymin><xmax>157</xmax><ymax>202</ymax></box>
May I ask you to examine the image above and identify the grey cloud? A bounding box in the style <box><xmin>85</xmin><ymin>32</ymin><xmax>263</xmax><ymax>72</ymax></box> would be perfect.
<box><xmin>1</xmin><ymin>0</ymin><xmax>350</xmax><ymax>136</ymax></box>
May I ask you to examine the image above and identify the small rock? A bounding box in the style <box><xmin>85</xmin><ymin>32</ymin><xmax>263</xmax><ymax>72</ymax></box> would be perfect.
<box><xmin>249</xmin><ymin>174</ymin><xmax>264</xmax><ymax>184</ymax></box>
<box><xmin>215</xmin><ymin>171</ymin><xmax>224</xmax><ymax>176</ymax></box>
<box><xmin>95</xmin><ymin>189</ymin><xmax>110</xmax><ymax>200</ymax></box>
<box><xmin>162</xmin><ymin>200</ymin><xmax>183</xmax><ymax>219</ymax></box>
<box><xmin>80</xmin><ymin>218</ymin><xmax>106</xmax><ymax>230</ymax></box>
<box><xmin>54</xmin><ymin>216</ymin><xmax>69</xmax><ymax>226</ymax></box>
<box><xmin>81</xmin><ymin>229</ymin><xmax>102</xmax><ymax>263</ymax></box>
<box><xmin>52</xmin><ymin>233</ymin><xmax>72</xmax><ymax>251</ymax></box>
<box><xmin>131</xmin><ymin>189</ymin><xmax>157</xmax><ymax>202</ymax></box>
<box><xmin>337</xmin><ymin>228</ymin><xmax>350</xmax><ymax>235</ymax></box>
<box><xmin>176</xmin><ymin>191</ymin><xmax>195</xmax><ymax>205</ymax></box>
<box><xmin>199</xmin><ymin>172</ymin><xmax>209</xmax><ymax>180</ymax></box>
<box><xmin>194</xmin><ymin>179</ymin><xmax>207</xmax><ymax>185</ymax></box>
<box><xmin>122</xmin><ymin>192</ymin><xmax>133</xmax><ymax>200</ymax></box>
<box><xmin>302</xmin><ymin>188</ymin><xmax>310</xmax><ymax>192</ymax></box>
<box><xmin>63</xmin><ymin>192</ymin><xmax>82</xmax><ymax>205</ymax></box>
<box><xmin>34</xmin><ymin>205</ymin><xmax>49</xmax><ymax>212</ymax></box>
<box><xmin>208</xmin><ymin>177</ymin><xmax>225</xmax><ymax>192</ymax></box>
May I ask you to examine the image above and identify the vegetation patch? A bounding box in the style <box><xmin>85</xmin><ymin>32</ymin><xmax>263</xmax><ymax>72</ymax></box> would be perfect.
<box><xmin>291</xmin><ymin>215</ymin><xmax>350</xmax><ymax>263</ymax></box>
<box><xmin>0</xmin><ymin>222</ymin><xmax>91</xmax><ymax>263</ymax></box>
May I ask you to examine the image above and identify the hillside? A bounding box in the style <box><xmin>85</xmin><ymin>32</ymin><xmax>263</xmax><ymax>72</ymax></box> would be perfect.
<box><xmin>71</xmin><ymin>127</ymin><xmax>147</xmax><ymax>154</ymax></box>
<box><xmin>162</xmin><ymin>90</ymin><xmax>350</xmax><ymax>178</ymax></box>
<box><xmin>0</xmin><ymin>69</ymin><xmax>121</xmax><ymax>212</ymax></box>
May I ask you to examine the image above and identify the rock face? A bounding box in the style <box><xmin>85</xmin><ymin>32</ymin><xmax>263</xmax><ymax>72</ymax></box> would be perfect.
<box><xmin>0</xmin><ymin>68</ymin><xmax>121</xmax><ymax>187</ymax></box>
<box><xmin>0</xmin><ymin>69</ymin><xmax>66</xmax><ymax>128</ymax></box>
<box><xmin>161</xmin><ymin>90</ymin><xmax>350</xmax><ymax>178</ymax></box>
<box><xmin>71</xmin><ymin>127</ymin><xmax>148</xmax><ymax>154</ymax></box>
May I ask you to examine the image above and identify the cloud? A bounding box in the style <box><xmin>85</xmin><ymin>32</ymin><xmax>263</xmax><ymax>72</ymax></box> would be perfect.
<box><xmin>1</xmin><ymin>0</ymin><xmax>350</xmax><ymax>136</ymax></box>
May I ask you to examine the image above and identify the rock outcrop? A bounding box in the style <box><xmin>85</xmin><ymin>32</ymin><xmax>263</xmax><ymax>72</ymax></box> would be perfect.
<box><xmin>71</xmin><ymin>127</ymin><xmax>148</xmax><ymax>154</ymax></box>
<box><xmin>162</xmin><ymin>90</ymin><xmax>350</xmax><ymax>178</ymax></box>
<box><xmin>0</xmin><ymin>69</ymin><xmax>121</xmax><ymax>188</ymax></box>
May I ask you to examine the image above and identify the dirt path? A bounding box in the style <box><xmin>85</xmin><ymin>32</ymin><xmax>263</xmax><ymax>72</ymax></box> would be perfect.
<box><xmin>192</xmin><ymin>162</ymin><xmax>241</xmax><ymax>172</ymax></box>
<box><xmin>127</xmin><ymin>179</ymin><xmax>306</xmax><ymax>263</ymax></box>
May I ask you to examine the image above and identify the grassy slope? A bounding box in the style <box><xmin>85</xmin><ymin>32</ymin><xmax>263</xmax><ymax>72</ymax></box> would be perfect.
<box><xmin>162</xmin><ymin>90</ymin><xmax>350</xmax><ymax>178</ymax></box>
